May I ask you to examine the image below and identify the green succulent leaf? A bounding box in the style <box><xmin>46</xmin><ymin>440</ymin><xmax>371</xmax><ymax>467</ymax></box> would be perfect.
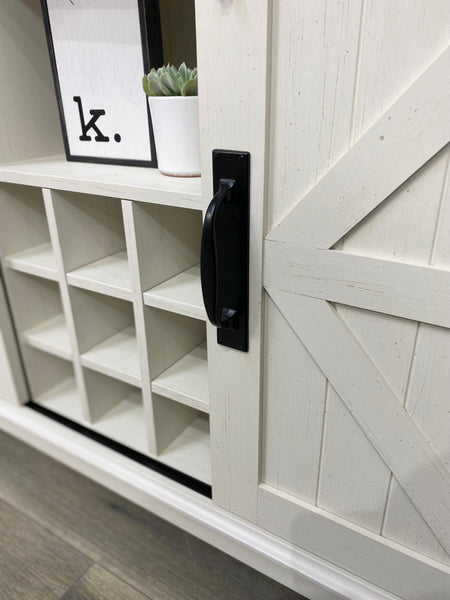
<box><xmin>182</xmin><ymin>78</ymin><xmax>198</xmax><ymax>96</ymax></box>
<box><xmin>147</xmin><ymin>78</ymin><xmax>165</xmax><ymax>96</ymax></box>
<box><xmin>160</xmin><ymin>72</ymin><xmax>180</xmax><ymax>95</ymax></box>
<box><xmin>142</xmin><ymin>74</ymin><xmax>150</xmax><ymax>95</ymax></box>
<box><xmin>178</xmin><ymin>62</ymin><xmax>188</xmax><ymax>82</ymax></box>
<box><xmin>142</xmin><ymin>63</ymin><xmax>198</xmax><ymax>96</ymax></box>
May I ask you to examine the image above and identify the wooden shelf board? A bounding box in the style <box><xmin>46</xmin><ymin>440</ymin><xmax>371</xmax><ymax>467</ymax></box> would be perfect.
<box><xmin>81</xmin><ymin>325</ymin><xmax>141</xmax><ymax>386</ymax></box>
<box><xmin>152</xmin><ymin>342</ymin><xmax>209</xmax><ymax>413</ymax></box>
<box><xmin>67</xmin><ymin>250</ymin><xmax>132</xmax><ymax>300</ymax></box>
<box><xmin>34</xmin><ymin>377</ymin><xmax>84</xmax><ymax>423</ymax></box>
<box><xmin>158</xmin><ymin>414</ymin><xmax>211</xmax><ymax>485</ymax></box>
<box><xmin>4</xmin><ymin>243</ymin><xmax>58</xmax><ymax>280</ymax></box>
<box><xmin>143</xmin><ymin>265</ymin><xmax>206</xmax><ymax>320</ymax></box>
<box><xmin>91</xmin><ymin>392</ymin><xmax>147</xmax><ymax>455</ymax></box>
<box><xmin>22</xmin><ymin>314</ymin><xmax>72</xmax><ymax>360</ymax></box>
<box><xmin>0</xmin><ymin>155</ymin><xmax>202</xmax><ymax>210</ymax></box>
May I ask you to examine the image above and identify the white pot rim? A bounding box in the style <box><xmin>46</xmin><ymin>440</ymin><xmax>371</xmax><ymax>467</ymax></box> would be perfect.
<box><xmin>148</xmin><ymin>95</ymin><xmax>198</xmax><ymax>102</ymax></box>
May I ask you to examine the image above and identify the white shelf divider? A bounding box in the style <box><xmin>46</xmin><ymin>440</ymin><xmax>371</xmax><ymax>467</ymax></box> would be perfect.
<box><xmin>158</xmin><ymin>413</ymin><xmax>211</xmax><ymax>485</ymax></box>
<box><xmin>34</xmin><ymin>377</ymin><xmax>84</xmax><ymax>423</ymax></box>
<box><xmin>80</xmin><ymin>325</ymin><xmax>141</xmax><ymax>387</ymax></box>
<box><xmin>4</xmin><ymin>242</ymin><xmax>58</xmax><ymax>280</ymax></box>
<box><xmin>0</xmin><ymin>155</ymin><xmax>202</xmax><ymax>210</ymax></box>
<box><xmin>67</xmin><ymin>250</ymin><xmax>132</xmax><ymax>301</ymax></box>
<box><xmin>143</xmin><ymin>265</ymin><xmax>206</xmax><ymax>320</ymax></box>
<box><xmin>151</xmin><ymin>342</ymin><xmax>209</xmax><ymax>413</ymax></box>
<box><xmin>90</xmin><ymin>391</ymin><xmax>147</xmax><ymax>454</ymax></box>
<box><xmin>22</xmin><ymin>314</ymin><xmax>72</xmax><ymax>360</ymax></box>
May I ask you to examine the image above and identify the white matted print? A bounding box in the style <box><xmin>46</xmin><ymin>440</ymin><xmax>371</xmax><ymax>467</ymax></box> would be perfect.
<box><xmin>42</xmin><ymin>0</ymin><xmax>162</xmax><ymax>166</ymax></box>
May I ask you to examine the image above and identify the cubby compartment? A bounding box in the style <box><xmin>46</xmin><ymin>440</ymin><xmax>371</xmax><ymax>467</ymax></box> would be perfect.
<box><xmin>70</xmin><ymin>288</ymin><xmax>140</xmax><ymax>386</ymax></box>
<box><xmin>50</xmin><ymin>191</ymin><xmax>132</xmax><ymax>300</ymax></box>
<box><xmin>84</xmin><ymin>369</ymin><xmax>147</xmax><ymax>454</ymax></box>
<box><xmin>131</xmin><ymin>202</ymin><xmax>204</xmax><ymax>319</ymax></box>
<box><xmin>22</xmin><ymin>346</ymin><xmax>82</xmax><ymax>422</ymax></box>
<box><xmin>153</xmin><ymin>394</ymin><xmax>211</xmax><ymax>485</ymax></box>
<box><xmin>146</xmin><ymin>307</ymin><xmax>208</xmax><ymax>412</ymax></box>
<box><xmin>0</xmin><ymin>184</ymin><xmax>57</xmax><ymax>280</ymax></box>
<box><xmin>6</xmin><ymin>271</ymin><xmax>71</xmax><ymax>360</ymax></box>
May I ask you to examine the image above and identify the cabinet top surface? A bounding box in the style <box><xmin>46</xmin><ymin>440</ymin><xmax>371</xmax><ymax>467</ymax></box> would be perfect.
<box><xmin>0</xmin><ymin>155</ymin><xmax>203</xmax><ymax>209</ymax></box>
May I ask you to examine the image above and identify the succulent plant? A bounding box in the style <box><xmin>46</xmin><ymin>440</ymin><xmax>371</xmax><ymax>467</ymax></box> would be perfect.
<box><xmin>142</xmin><ymin>63</ymin><xmax>198</xmax><ymax>97</ymax></box>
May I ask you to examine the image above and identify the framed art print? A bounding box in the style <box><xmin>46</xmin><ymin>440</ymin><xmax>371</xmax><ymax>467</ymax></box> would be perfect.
<box><xmin>41</xmin><ymin>0</ymin><xmax>163</xmax><ymax>167</ymax></box>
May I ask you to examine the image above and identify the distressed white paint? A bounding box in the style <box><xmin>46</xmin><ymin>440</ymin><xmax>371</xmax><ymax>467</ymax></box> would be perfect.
<box><xmin>269</xmin><ymin>46</ymin><xmax>450</xmax><ymax>249</ymax></box>
<box><xmin>196</xmin><ymin>0</ymin><xmax>270</xmax><ymax>517</ymax></box>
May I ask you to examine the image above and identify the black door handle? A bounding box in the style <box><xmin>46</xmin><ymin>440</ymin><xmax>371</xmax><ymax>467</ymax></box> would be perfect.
<box><xmin>200</xmin><ymin>150</ymin><xmax>250</xmax><ymax>351</ymax></box>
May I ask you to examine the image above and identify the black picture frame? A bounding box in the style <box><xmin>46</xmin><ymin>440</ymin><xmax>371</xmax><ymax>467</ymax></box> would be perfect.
<box><xmin>40</xmin><ymin>0</ymin><xmax>163</xmax><ymax>168</ymax></box>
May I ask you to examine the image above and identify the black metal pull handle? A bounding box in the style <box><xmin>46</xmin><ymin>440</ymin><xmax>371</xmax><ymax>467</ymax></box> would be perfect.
<box><xmin>200</xmin><ymin>150</ymin><xmax>250</xmax><ymax>352</ymax></box>
<box><xmin>200</xmin><ymin>178</ymin><xmax>236</xmax><ymax>327</ymax></box>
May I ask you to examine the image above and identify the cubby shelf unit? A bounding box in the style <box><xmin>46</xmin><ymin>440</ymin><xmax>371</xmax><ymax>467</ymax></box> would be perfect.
<box><xmin>0</xmin><ymin>170</ymin><xmax>211</xmax><ymax>488</ymax></box>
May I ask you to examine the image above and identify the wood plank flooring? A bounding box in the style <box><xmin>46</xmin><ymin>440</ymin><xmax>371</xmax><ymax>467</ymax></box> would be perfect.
<box><xmin>0</xmin><ymin>432</ymin><xmax>306</xmax><ymax>599</ymax></box>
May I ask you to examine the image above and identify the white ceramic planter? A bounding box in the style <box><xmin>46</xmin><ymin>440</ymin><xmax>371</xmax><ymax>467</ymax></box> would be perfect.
<box><xmin>148</xmin><ymin>96</ymin><xmax>201</xmax><ymax>177</ymax></box>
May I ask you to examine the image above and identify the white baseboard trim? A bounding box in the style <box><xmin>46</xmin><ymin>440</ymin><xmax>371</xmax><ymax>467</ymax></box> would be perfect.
<box><xmin>0</xmin><ymin>401</ymin><xmax>402</xmax><ymax>600</ymax></box>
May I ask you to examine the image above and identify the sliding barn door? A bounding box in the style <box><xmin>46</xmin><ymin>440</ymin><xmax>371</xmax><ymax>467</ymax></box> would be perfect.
<box><xmin>198</xmin><ymin>1</ymin><xmax>450</xmax><ymax>597</ymax></box>
<box><xmin>260</xmin><ymin>2</ymin><xmax>450</xmax><ymax>598</ymax></box>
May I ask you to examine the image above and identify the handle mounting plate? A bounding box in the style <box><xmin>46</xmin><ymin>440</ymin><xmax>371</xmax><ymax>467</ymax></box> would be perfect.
<box><xmin>201</xmin><ymin>149</ymin><xmax>250</xmax><ymax>352</ymax></box>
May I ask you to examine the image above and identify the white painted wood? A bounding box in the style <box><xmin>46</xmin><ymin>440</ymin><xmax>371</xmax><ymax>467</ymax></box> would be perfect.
<box><xmin>158</xmin><ymin>414</ymin><xmax>211</xmax><ymax>485</ymax></box>
<box><xmin>34</xmin><ymin>376</ymin><xmax>84</xmax><ymax>423</ymax></box>
<box><xmin>67</xmin><ymin>251</ymin><xmax>132</xmax><ymax>301</ymax></box>
<box><xmin>90</xmin><ymin>390</ymin><xmax>147</xmax><ymax>455</ymax></box>
<box><xmin>261</xmin><ymin>295</ymin><xmax>326</xmax><ymax>503</ymax></box>
<box><xmin>129</xmin><ymin>201</ymin><xmax>202</xmax><ymax>293</ymax></box>
<box><xmin>318</xmin><ymin>148</ymin><xmax>448</xmax><ymax>535</ymax></box>
<box><xmin>43</xmin><ymin>188</ymin><xmax>92</xmax><ymax>422</ymax></box>
<box><xmin>1</xmin><ymin>401</ymin><xmax>405</xmax><ymax>600</ymax></box>
<box><xmin>48</xmin><ymin>189</ymin><xmax>127</xmax><ymax>270</ymax></box>
<box><xmin>269</xmin><ymin>46</ymin><xmax>450</xmax><ymax>250</ymax></box>
<box><xmin>3</xmin><ymin>271</ymin><xmax>63</xmax><ymax>336</ymax></box>
<box><xmin>145</xmin><ymin>307</ymin><xmax>205</xmax><ymax>381</ymax></box>
<box><xmin>0</xmin><ymin>279</ymin><xmax>28</xmax><ymax>405</ymax></box>
<box><xmin>121</xmin><ymin>200</ymin><xmax>158</xmax><ymax>456</ymax></box>
<box><xmin>352</xmin><ymin>0</ymin><xmax>450</xmax><ymax>143</ymax></box>
<box><xmin>0</xmin><ymin>0</ymin><xmax>62</xmax><ymax>163</ymax></box>
<box><xmin>314</xmin><ymin>2</ymin><xmax>450</xmax><ymax>558</ymax></box>
<box><xmin>196</xmin><ymin>0</ymin><xmax>270</xmax><ymax>518</ymax></box>
<box><xmin>267</xmin><ymin>290</ymin><xmax>450</xmax><ymax>554</ymax></box>
<box><xmin>143</xmin><ymin>265</ymin><xmax>206</xmax><ymax>320</ymax></box>
<box><xmin>380</xmin><ymin>151</ymin><xmax>450</xmax><ymax>563</ymax></box>
<box><xmin>83</xmin><ymin>367</ymin><xmax>134</xmax><ymax>421</ymax></box>
<box><xmin>70</xmin><ymin>289</ymin><xmax>134</xmax><ymax>355</ymax></box>
<box><xmin>22</xmin><ymin>314</ymin><xmax>72</xmax><ymax>361</ymax></box>
<box><xmin>80</xmin><ymin>325</ymin><xmax>140</xmax><ymax>387</ymax></box>
<box><xmin>267</xmin><ymin>0</ymin><xmax>362</xmax><ymax>233</ymax></box>
<box><xmin>264</xmin><ymin>241</ymin><xmax>450</xmax><ymax>329</ymax></box>
<box><xmin>257</xmin><ymin>485</ymin><xmax>450</xmax><ymax>600</ymax></box>
<box><xmin>21</xmin><ymin>345</ymin><xmax>77</xmax><ymax>416</ymax></box>
<box><xmin>152</xmin><ymin>342</ymin><xmax>208</xmax><ymax>413</ymax></box>
<box><xmin>0</xmin><ymin>155</ymin><xmax>202</xmax><ymax>209</ymax></box>
<box><xmin>4</xmin><ymin>243</ymin><xmax>57</xmax><ymax>281</ymax></box>
<box><xmin>382</xmin><ymin>479</ymin><xmax>450</xmax><ymax>566</ymax></box>
<box><xmin>0</xmin><ymin>183</ymin><xmax>53</xmax><ymax>263</ymax></box>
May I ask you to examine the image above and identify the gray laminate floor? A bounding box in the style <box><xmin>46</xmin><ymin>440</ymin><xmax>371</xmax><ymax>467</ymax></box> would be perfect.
<box><xmin>0</xmin><ymin>431</ymin><xmax>306</xmax><ymax>600</ymax></box>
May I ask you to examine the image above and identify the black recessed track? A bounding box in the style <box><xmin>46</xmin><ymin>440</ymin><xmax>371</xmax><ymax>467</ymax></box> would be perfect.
<box><xmin>26</xmin><ymin>401</ymin><xmax>212</xmax><ymax>498</ymax></box>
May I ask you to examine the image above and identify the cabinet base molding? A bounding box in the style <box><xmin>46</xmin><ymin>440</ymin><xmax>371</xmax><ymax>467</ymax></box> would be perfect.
<box><xmin>0</xmin><ymin>399</ymin><xmax>401</xmax><ymax>600</ymax></box>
